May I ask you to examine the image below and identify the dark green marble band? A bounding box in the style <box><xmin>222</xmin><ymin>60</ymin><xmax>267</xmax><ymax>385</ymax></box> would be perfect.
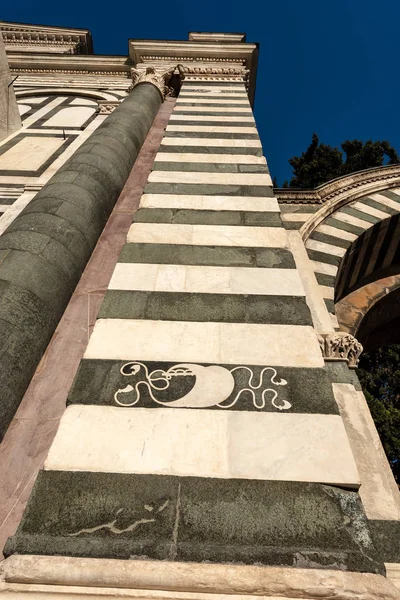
<box><xmin>158</xmin><ymin>145</ymin><xmax>263</xmax><ymax>156</ymax></box>
<box><xmin>134</xmin><ymin>208</ymin><xmax>282</xmax><ymax>227</ymax></box>
<box><xmin>5</xmin><ymin>471</ymin><xmax>384</xmax><ymax>574</ymax></box>
<box><xmin>152</xmin><ymin>161</ymin><xmax>269</xmax><ymax>173</ymax></box>
<box><xmin>118</xmin><ymin>244</ymin><xmax>296</xmax><ymax>268</ymax></box>
<box><xmin>0</xmin><ymin>83</ymin><xmax>163</xmax><ymax>440</ymax></box>
<box><xmin>144</xmin><ymin>183</ymin><xmax>274</xmax><ymax>196</ymax></box>
<box><xmin>67</xmin><ymin>359</ymin><xmax>339</xmax><ymax>414</ymax></box>
<box><xmin>98</xmin><ymin>290</ymin><xmax>312</xmax><ymax>326</ymax></box>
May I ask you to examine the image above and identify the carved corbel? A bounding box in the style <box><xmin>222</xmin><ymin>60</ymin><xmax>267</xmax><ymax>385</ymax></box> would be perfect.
<box><xmin>317</xmin><ymin>332</ymin><xmax>363</xmax><ymax>368</ymax></box>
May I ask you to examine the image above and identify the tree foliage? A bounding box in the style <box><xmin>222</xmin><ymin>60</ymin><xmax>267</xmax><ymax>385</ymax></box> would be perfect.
<box><xmin>284</xmin><ymin>134</ymin><xmax>399</xmax><ymax>188</ymax></box>
<box><xmin>357</xmin><ymin>345</ymin><xmax>400</xmax><ymax>483</ymax></box>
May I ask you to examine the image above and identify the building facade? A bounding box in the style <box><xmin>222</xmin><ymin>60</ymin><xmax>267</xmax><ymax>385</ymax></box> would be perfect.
<box><xmin>0</xmin><ymin>21</ymin><xmax>399</xmax><ymax>599</ymax></box>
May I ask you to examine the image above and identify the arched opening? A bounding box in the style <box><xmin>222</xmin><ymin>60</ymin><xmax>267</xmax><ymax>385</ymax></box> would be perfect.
<box><xmin>332</xmin><ymin>208</ymin><xmax>400</xmax><ymax>484</ymax></box>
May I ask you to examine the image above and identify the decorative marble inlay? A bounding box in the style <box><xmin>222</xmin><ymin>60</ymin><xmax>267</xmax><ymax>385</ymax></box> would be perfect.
<box><xmin>317</xmin><ymin>332</ymin><xmax>363</xmax><ymax>368</ymax></box>
<box><xmin>114</xmin><ymin>362</ymin><xmax>291</xmax><ymax>411</ymax></box>
<box><xmin>98</xmin><ymin>101</ymin><xmax>119</xmax><ymax>114</ymax></box>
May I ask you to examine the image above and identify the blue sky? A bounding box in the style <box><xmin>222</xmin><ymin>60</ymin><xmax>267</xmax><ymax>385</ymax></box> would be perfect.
<box><xmin>3</xmin><ymin>0</ymin><xmax>400</xmax><ymax>185</ymax></box>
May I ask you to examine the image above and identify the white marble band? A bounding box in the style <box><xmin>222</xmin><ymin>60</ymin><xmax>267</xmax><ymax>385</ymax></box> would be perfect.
<box><xmin>44</xmin><ymin>405</ymin><xmax>360</xmax><ymax>487</ymax></box>
<box><xmin>147</xmin><ymin>171</ymin><xmax>272</xmax><ymax>186</ymax></box>
<box><xmin>139</xmin><ymin>194</ymin><xmax>278</xmax><ymax>211</ymax></box>
<box><xmin>153</xmin><ymin>153</ymin><xmax>266</xmax><ymax>164</ymax></box>
<box><xmin>173</xmin><ymin>106</ymin><xmax>253</xmax><ymax>112</ymax></box>
<box><xmin>109</xmin><ymin>264</ymin><xmax>305</xmax><ymax>296</ymax></box>
<box><xmin>127</xmin><ymin>223</ymin><xmax>288</xmax><ymax>247</ymax></box>
<box><xmin>169</xmin><ymin>115</ymin><xmax>255</xmax><ymax>123</ymax></box>
<box><xmin>84</xmin><ymin>319</ymin><xmax>324</xmax><ymax>367</ymax></box>
<box><xmin>161</xmin><ymin>138</ymin><xmax>262</xmax><ymax>148</ymax></box>
<box><xmin>166</xmin><ymin>125</ymin><xmax>257</xmax><ymax>134</ymax></box>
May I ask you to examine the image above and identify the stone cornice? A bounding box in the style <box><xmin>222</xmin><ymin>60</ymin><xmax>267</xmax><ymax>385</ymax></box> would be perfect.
<box><xmin>129</xmin><ymin>38</ymin><xmax>259</xmax><ymax>106</ymax></box>
<box><xmin>7</xmin><ymin>53</ymin><xmax>130</xmax><ymax>74</ymax></box>
<box><xmin>1</xmin><ymin>20</ymin><xmax>93</xmax><ymax>54</ymax></box>
<box><xmin>294</xmin><ymin>163</ymin><xmax>400</xmax><ymax>240</ymax></box>
<box><xmin>275</xmin><ymin>163</ymin><xmax>400</xmax><ymax>206</ymax></box>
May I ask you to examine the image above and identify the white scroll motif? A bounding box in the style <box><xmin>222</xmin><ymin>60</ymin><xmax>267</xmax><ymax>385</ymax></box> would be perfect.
<box><xmin>114</xmin><ymin>363</ymin><xmax>291</xmax><ymax>411</ymax></box>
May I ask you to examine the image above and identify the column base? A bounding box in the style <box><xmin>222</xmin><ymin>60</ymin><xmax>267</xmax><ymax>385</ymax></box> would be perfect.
<box><xmin>0</xmin><ymin>556</ymin><xmax>398</xmax><ymax>600</ymax></box>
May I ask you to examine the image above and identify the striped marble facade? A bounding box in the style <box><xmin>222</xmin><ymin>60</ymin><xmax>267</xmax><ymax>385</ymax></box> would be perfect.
<box><xmin>6</xmin><ymin>79</ymin><xmax>388</xmax><ymax>575</ymax></box>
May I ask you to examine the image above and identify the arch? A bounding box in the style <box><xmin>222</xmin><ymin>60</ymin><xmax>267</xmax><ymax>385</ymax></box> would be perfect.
<box><xmin>15</xmin><ymin>88</ymin><xmax>123</xmax><ymax>102</ymax></box>
<box><xmin>302</xmin><ymin>183</ymin><xmax>400</xmax><ymax>326</ymax></box>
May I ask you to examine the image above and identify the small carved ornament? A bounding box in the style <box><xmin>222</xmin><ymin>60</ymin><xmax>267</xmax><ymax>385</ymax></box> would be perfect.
<box><xmin>317</xmin><ymin>332</ymin><xmax>363</xmax><ymax>368</ymax></box>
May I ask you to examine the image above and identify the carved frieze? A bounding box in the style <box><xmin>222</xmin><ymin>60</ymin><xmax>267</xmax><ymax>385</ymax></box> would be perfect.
<box><xmin>317</xmin><ymin>332</ymin><xmax>363</xmax><ymax>368</ymax></box>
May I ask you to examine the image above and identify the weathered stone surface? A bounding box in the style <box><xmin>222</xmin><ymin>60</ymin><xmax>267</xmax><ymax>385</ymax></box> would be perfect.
<box><xmin>118</xmin><ymin>244</ymin><xmax>296</xmax><ymax>268</ymax></box>
<box><xmin>4</xmin><ymin>472</ymin><xmax>384</xmax><ymax>575</ymax></box>
<box><xmin>98</xmin><ymin>290</ymin><xmax>313</xmax><ymax>325</ymax></box>
<box><xmin>2</xmin><ymin>555</ymin><xmax>399</xmax><ymax>600</ymax></box>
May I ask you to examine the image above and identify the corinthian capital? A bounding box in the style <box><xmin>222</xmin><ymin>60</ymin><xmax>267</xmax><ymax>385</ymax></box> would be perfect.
<box><xmin>317</xmin><ymin>332</ymin><xmax>363</xmax><ymax>368</ymax></box>
<box><xmin>129</xmin><ymin>65</ymin><xmax>180</xmax><ymax>100</ymax></box>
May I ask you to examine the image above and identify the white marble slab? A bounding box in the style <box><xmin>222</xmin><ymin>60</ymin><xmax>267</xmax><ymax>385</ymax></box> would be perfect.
<box><xmin>318</xmin><ymin>224</ymin><xmax>357</xmax><ymax>241</ymax></box>
<box><xmin>45</xmin><ymin>406</ymin><xmax>360</xmax><ymax>487</ymax></box>
<box><xmin>305</xmin><ymin>239</ymin><xmax>346</xmax><ymax>258</ymax></box>
<box><xmin>127</xmin><ymin>223</ymin><xmax>288</xmax><ymax>248</ymax></box>
<box><xmin>169</xmin><ymin>115</ymin><xmax>255</xmax><ymax>122</ymax></box>
<box><xmin>333</xmin><ymin>211</ymin><xmax>372</xmax><ymax>230</ymax></box>
<box><xmin>174</xmin><ymin>106</ymin><xmax>253</xmax><ymax>112</ymax></box>
<box><xmin>161</xmin><ymin>137</ymin><xmax>262</xmax><ymax>148</ymax></box>
<box><xmin>177</xmin><ymin>98</ymin><xmax>249</xmax><ymax>104</ymax></box>
<box><xmin>70</xmin><ymin>98</ymin><xmax>98</xmax><ymax>106</ymax></box>
<box><xmin>19</xmin><ymin>96</ymin><xmax>48</xmax><ymax>104</ymax></box>
<box><xmin>109</xmin><ymin>264</ymin><xmax>305</xmax><ymax>296</ymax></box>
<box><xmin>140</xmin><ymin>194</ymin><xmax>278</xmax><ymax>212</ymax></box>
<box><xmin>148</xmin><ymin>171</ymin><xmax>272</xmax><ymax>186</ymax></box>
<box><xmin>45</xmin><ymin>106</ymin><xmax>96</xmax><ymax>127</ymax></box>
<box><xmin>18</xmin><ymin>104</ymin><xmax>31</xmax><ymax>116</ymax></box>
<box><xmin>166</xmin><ymin>125</ymin><xmax>257</xmax><ymax>134</ymax></box>
<box><xmin>0</xmin><ymin>136</ymin><xmax>64</xmax><ymax>170</ymax></box>
<box><xmin>352</xmin><ymin>201</ymin><xmax>390</xmax><ymax>220</ymax></box>
<box><xmin>84</xmin><ymin>319</ymin><xmax>324</xmax><ymax>367</ymax></box>
<box><xmin>312</xmin><ymin>261</ymin><xmax>338</xmax><ymax>276</ymax></box>
<box><xmin>369</xmin><ymin>192</ymin><xmax>400</xmax><ymax>211</ymax></box>
<box><xmin>281</xmin><ymin>213</ymin><xmax>310</xmax><ymax>222</ymax></box>
<box><xmin>154</xmin><ymin>153</ymin><xmax>266</xmax><ymax>164</ymax></box>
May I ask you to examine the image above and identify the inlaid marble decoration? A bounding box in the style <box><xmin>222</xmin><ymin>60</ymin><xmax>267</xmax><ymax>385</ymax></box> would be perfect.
<box><xmin>114</xmin><ymin>362</ymin><xmax>291</xmax><ymax>411</ymax></box>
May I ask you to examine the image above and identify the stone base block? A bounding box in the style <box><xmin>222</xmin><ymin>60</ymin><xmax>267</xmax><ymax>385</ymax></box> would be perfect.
<box><xmin>0</xmin><ymin>556</ymin><xmax>399</xmax><ymax>600</ymax></box>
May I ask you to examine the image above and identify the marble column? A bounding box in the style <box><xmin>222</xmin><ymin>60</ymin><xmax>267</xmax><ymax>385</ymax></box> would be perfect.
<box><xmin>0</xmin><ymin>80</ymin><xmax>163</xmax><ymax>440</ymax></box>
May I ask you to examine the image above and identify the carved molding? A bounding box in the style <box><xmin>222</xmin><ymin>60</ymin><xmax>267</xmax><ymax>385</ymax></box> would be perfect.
<box><xmin>275</xmin><ymin>163</ymin><xmax>400</xmax><ymax>205</ymax></box>
<box><xmin>317</xmin><ymin>332</ymin><xmax>363</xmax><ymax>368</ymax></box>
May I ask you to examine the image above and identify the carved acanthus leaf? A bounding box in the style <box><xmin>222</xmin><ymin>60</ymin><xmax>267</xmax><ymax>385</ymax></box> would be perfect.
<box><xmin>129</xmin><ymin>65</ymin><xmax>182</xmax><ymax>99</ymax></box>
<box><xmin>317</xmin><ymin>332</ymin><xmax>363</xmax><ymax>368</ymax></box>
